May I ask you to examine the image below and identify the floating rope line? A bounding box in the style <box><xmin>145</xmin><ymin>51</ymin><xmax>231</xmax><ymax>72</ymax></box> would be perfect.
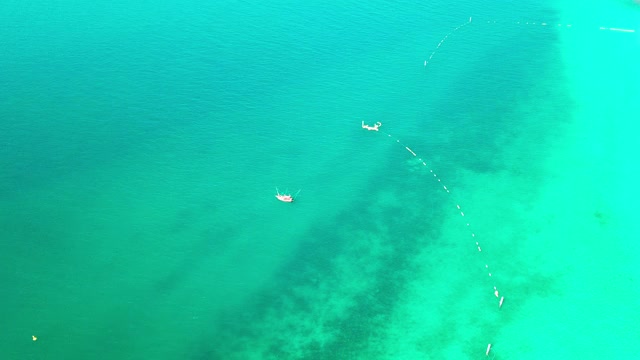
<box><xmin>511</xmin><ymin>20</ymin><xmax>636</xmax><ymax>33</ymax></box>
<box><xmin>423</xmin><ymin>17</ymin><xmax>636</xmax><ymax>68</ymax></box>
<box><xmin>424</xmin><ymin>17</ymin><xmax>473</xmax><ymax>69</ymax></box>
<box><xmin>366</xmin><ymin>123</ymin><xmax>503</xmax><ymax>301</ymax></box>
<box><xmin>362</xmin><ymin>121</ymin><xmax>503</xmax><ymax>356</ymax></box>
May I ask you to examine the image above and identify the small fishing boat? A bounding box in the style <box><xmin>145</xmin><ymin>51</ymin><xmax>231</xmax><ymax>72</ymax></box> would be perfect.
<box><xmin>362</xmin><ymin>121</ymin><xmax>382</xmax><ymax>131</ymax></box>
<box><xmin>275</xmin><ymin>188</ymin><xmax>299</xmax><ymax>203</ymax></box>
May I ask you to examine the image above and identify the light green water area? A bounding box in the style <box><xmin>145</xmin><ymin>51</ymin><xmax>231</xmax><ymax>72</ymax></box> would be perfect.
<box><xmin>1</xmin><ymin>0</ymin><xmax>639</xmax><ymax>359</ymax></box>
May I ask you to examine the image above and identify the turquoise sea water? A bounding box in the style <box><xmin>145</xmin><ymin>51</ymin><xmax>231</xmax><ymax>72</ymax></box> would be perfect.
<box><xmin>2</xmin><ymin>1</ymin><xmax>639</xmax><ymax>359</ymax></box>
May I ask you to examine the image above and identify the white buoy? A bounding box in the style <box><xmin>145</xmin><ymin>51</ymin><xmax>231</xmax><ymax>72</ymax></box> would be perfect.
<box><xmin>499</xmin><ymin>296</ymin><xmax>504</xmax><ymax>308</ymax></box>
<box><xmin>486</xmin><ymin>343</ymin><xmax>492</xmax><ymax>356</ymax></box>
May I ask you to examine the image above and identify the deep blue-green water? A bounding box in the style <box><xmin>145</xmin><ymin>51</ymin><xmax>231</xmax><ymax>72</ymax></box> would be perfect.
<box><xmin>2</xmin><ymin>1</ymin><xmax>639</xmax><ymax>359</ymax></box>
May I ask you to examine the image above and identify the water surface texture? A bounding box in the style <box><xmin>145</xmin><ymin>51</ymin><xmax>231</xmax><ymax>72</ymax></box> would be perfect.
<box><xmin>1</xmin><ymin>0</ymin><xmax>639</xmax><ymax>359</ymax></box>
